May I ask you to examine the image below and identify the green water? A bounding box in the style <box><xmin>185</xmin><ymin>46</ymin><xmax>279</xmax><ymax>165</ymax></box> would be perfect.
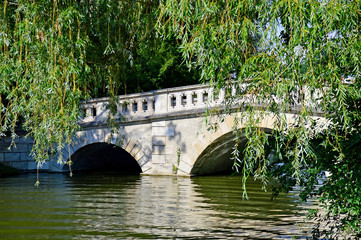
<box><xmin>0</xmin><ymin>173</ymin><xmax>313</xmax><ymax>239</ymax></box>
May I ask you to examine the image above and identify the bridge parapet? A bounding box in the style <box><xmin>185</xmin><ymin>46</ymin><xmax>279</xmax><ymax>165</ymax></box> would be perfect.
<box><xmin>80</xmin><ymin>84</ymin><xmax>229</xmax><ymax>124</ymax></box>
<box><xmin>80</xmin><ymin>82</ymin><xmax>321</xmax><ymax>126</ymax></box>
<box><xmin>1</xmin><ymin>83</ymin><xmax>325</xmax><ymax>174</ymax></box>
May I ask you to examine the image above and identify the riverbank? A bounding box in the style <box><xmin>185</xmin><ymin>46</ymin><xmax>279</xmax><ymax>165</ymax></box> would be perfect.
<box><xmin>0</xmin><ymin>163</ymin><xmax>20</xmax><ymax>177</ymax></box>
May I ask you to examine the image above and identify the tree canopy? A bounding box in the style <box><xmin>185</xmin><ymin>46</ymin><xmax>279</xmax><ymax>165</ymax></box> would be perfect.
<box><xmin>158</xmin><ymin>0</ymin><xmax>361</xmax><ymax>237</ymax></box>
<box><xmin>1</xmin><ymin>0</ymin><xmax>361</xmax><ymax>237</ymax></box>
<box><xmin>0</xmin><ymin>0</ymin><xmax>199</xmax><ymax>162</ymax></box>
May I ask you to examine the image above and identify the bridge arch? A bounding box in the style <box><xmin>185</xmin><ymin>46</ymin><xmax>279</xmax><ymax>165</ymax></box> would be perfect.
<box><xmin>60</xmin><ymin>129</ymin><xmax>150</xmax><ymax>173</ymax></box>
<box><xmin>179</xmin><ymin>113</ymin><xmax>301</xmax><ymax>175</ymax></box>
<box><xmin>62</xmin><ymin>142</ymin><xmax>142</xmax><ymax>173</ymax></box>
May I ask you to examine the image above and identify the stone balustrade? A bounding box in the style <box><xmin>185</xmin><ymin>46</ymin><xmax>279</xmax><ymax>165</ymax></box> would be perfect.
<box><xmin>80</xmin><ymin>84</ymin><xmax>229</xmax><ymax>124</ymax></box>
<box><xmin>1</xmin><ymin>83</ymin><xmax>324</xmax><ymax>174</ymax></box>
<box><xmin>80</xmin><ymin>82</ymin><xmax>316</xmax><ymax>125</ymax></box>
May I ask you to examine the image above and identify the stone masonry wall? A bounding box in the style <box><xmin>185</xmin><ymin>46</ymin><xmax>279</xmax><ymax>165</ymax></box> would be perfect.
<box><xmin>0</xmin><ymin>137</ymin><xmax>42</xmax><ymax>171</ymax></box>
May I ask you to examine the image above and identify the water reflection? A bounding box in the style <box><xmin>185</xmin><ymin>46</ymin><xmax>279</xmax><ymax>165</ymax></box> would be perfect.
<box><xmin>0</xmin><ymin>173</ymin><xmax>312</xmax><ymax>239</ymax></box>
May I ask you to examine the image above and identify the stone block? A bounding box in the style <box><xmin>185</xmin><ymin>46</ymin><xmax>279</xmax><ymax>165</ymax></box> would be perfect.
<box><xmin>218</xmin><ymin>120</ymin><xmax>231</xmax><ymax>135</ymax></box>
<box><xmin>181</xmin><ymin>153</ymin><xmax>195</xmax><ymax>166</ymax></box>
<box><xmin>225</xmin><ymin>116</ymin><xmax>236</xmax><ymax>130</ymax></box>
<box><xmin>147</xmin><ymin>163</ymin><xmax>172</xmax><ymax>175</ymax></box>
<box><xmin>27</xmin><ymin>144</ymin><xmax>33</xmax><ymax>152</ymax></box>
<box><xmin>27</xmin><ymin>161</ymin><xmax>38</xmax><ymax>170</ymax></box>
<box><xmin>13</xmin><ymin>137</ymin><xmax>33</xmax><ymax>144</ymax></box>
<box><xmin>152</xmin><ymin>155</ymin><xmax>166</xmax><ymax>164</ymax></box>
<box><xmin>22</xmin><ymin>138</ymin><xmax>34</xmax><ymax>144</ymax></box>
<box><xmin>152</xmin><ymin>145</ymin><xmax>165</xmax><ymax>154</ymax></box>
<box><xmin>0</xmin><ymin>141</ymin><xmax>11</xmax><ymax>152</ymax></box>
<box><xmin>138</xmin><ymin>156</ymin><xmax>149</xmax><ymax>167</ymax></box>
<box><xmin>86</xmin><ymin>130</ymin><xmax>95</xmax><ymax>143</ymax></box>
<box><xmin>96</xmin><ymin>129</ymin><xmax>105</xmax><ymax>141</ymax></box>
<box><xmin>177</xmin><ymin>160</ymin><xmax>192</xmax><ymax>174</ymax></box>
<box><xmin>130</xmin><ymin>145</ymin><xmax>141</xmax><ymax>157</ymax></box>
<box><xmin>125</xmin><ymin>140</ymin><xmax>136</xmax><ymax>153</ymax></box>
<box><xmin>28</xmin><ymin>161</ymin><xmax>49</xmax><ymax>170</ymax></box>
<box><xmin>211</xmin><ymin>128</ymin><xmax>224</xmax><ymax>141</ymax></box>
<box><xmin>191</xmin><ymin>141</ymin><xmax>207</xmax><ymax>158</ymax></box>
<box><xmin>154</xmin><ymin>94</ymin><xmax>168</xmax><ymax>114</ymax></box>
<box><xmin>8</xmin><ymin>161</ymin><xmax>27</xmax><ymax>170</ymax></box>
<box><xmin>48</xmin><ymin>160</ymin><xmax>65</xmax><ymax>172</ymax></box>
<box><xmin>20</xmin><ymin>152</ymin><xmax>33</xmax><ymax>161</ymax></box>
<box><xmin>152</xmin><ymin>136</ymin><xmax>166</xmax><ymax>146</ymax></box>
<box><xmin>4</xmin><ymin>153</ymin><xmax>21</xmax><ymax>161</ymax></box>
<box><xmin>141</xmin><ymin>161</ymin><xmax>152</xmax><ymax>173</ymax></box>
<box><xmin>134</xmin><ymin>151</ymin><xmax>144</xmax><ymax>161</ymax></box>
<box><xmin>12</xmin><ymin>138</ymin><xmax>20</xmax><ymax>144</ymax></box>
<box><xmin>75</xmin><ymin>130</ymin><xmax>86</xmax><ymax>138</ymax></box>
<box><xmin>152</xmin><ymin>127</ymin><xmax>175</xmax><ymax>137</ymax></box>
<box><xmin>11</xmin><ymin>143</ymin><xmax>29</xmax><ymax>153</ymax></box>
<box><xmin>152</xmin><ymin>121</ymin><xmax>166</xmax><ymax>127</ymax></box>
<box><xmin>260</xmin><ymin>115</ymin><xmax>276</xmax><ymax>129</ymax></box>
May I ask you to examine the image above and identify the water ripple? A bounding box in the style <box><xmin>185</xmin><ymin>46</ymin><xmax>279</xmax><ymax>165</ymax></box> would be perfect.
<box><xmin>0</xmin><ymin>173</ymin><xmax>313</xmax><ymax>239</ymax></box>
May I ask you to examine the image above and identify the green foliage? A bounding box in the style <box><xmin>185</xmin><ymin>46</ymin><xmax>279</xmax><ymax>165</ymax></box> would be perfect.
<box><xmin>159</xmin><ymin>0</ymin><xmax>361</xmax><ymax>236</ymax></box>
<box><xmin>0</xmin><ymin>0</ymin><xmax>199</xmax><ymax>164</ymax></box>
<box><xmin>1</xmin><ymin>0</ymin><xmax>88</xmax><ymax>164</ymax></box>
<box><xmin>1</xmin><ymin>0</ymin><xmax>361</xmax><ymax>236</ymax></box>
<box><xmin>302</xmin><ymin>90</ymin><xmax>361</xmax><ymax>238</ymax></box>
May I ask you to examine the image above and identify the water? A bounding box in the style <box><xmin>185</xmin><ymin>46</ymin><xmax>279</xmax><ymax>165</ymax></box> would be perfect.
<box><xmin>0</xmin><ymin>173</ymin><xmax>313</xmax><ymax>239</ymax></box>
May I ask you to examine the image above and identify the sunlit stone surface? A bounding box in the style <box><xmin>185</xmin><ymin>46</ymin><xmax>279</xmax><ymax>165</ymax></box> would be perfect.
<box><xmin>0</xmin><ymin>84</ymin><xmax>324</xmax><ymax>176</ymax></box>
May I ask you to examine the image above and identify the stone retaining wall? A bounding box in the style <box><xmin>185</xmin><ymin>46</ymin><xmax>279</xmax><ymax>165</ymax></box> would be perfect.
<box><xmin>0</xmin><ymin>137</ymin><xmax>43</xmax><ymax>171</ymax></box>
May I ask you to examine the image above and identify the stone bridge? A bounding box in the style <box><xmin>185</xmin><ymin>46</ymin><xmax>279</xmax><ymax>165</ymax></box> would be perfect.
<box><xmin>0</xmin><ymin>84</ymin><xmax>324</xmax><ymax>176</ymax></box>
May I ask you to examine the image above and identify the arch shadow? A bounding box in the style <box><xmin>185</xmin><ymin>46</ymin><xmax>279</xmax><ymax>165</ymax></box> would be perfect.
<box><xmin>62</xmin><ymin>143</ymin><xmax>142</xmax><ymax>174</ymax></box>
<box><xmin>190</xmin><ymin>128</ymin><xmax>273</xmax><ymax>176</ymax></box>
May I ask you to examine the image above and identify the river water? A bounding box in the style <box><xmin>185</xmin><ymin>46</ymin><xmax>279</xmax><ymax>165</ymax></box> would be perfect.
<box><xmin>0</xmin><ymin>173</ymin><xmax>313</xmax><ymax>239</ymax></box>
